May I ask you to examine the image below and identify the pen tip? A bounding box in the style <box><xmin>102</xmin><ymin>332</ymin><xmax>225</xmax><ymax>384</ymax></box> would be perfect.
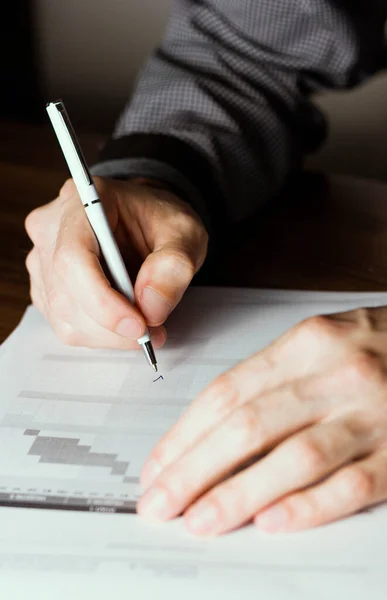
<box><xmin>153</xmin><ymin>364</ymin><xmax>158</xmax><ymax>372</ymax></box>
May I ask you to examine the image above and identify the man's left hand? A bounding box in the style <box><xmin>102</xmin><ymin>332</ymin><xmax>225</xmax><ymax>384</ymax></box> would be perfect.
<box><xmin>137</xmin><ymin>306</ymin><xmax>387</xmax><ymax>536</ymax></box>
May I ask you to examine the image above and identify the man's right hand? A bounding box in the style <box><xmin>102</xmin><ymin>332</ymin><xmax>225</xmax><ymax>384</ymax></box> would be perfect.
<box><xmin>25</xmin><ymin>176</ymin><xmax>208</xmax><ymax>350</ymax></box>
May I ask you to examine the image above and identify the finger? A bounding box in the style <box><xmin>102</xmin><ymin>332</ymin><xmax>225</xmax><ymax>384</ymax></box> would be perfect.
<box><xmin>138</xmin><ymin>416</ymin><xmax>371</xmax><ymax>533</ymax></box>
<box><xmin>52</xmin><ymin>240</ymin><xmax>148</xmax><ymax>339</ymax></box>
<box><xmin>52</xmin><ymin>187</ymin><xmax>149</xmax><ymax>340</ymax></box>
<box><xmin>25</xmin><ymin>250</ymin><xmax>47</xmax><ymax>314</ymax></box>
<box><xmin>183</xmin><ymin>416</ymin><xmax>374</xmax><ymax>536</ymax></box>
<box><xmin>44</xmin><ymin>263</ymin><xmax>167</xmax><ymax>350</ymax></box>
<box><xmin>29</xmin><ymin>282</ymin><xmax>46</xmax><ymax>314</ymax></box>
<box><xmin>140</xmin><ymin>317</ymin><xmax>352</xmax><ymax>487</ymax></box>
<box><xmin>135</xmin><ymin>243</ymin><xmax>204</xmax><ymax>327</ymax></box>
<box><xmin>27</xmin><ymin>179</ymin><xmax>152</xmax><ymax>345</ymax></box>
<box><xmin>55</xmin><ymin>179</ymin><xmax>148</xmax><ymax>338</ymax></box>
<box><xmin>25</xmin><ymin>201</ymin><xmax>61</xmax><ymax>249</ymax></box>
<box><xmin>130</xmin><ymin>181</ymin><xmax>209</xmax><ymax>327</ymax></box>
<box><xmin>49</xmin><ymin>313</ymin><xmax>167</xmax><ymax>350</ymax></box>
<box><xmin>255</xmin><ymin>449</ymin><xmax>387</xmax><ymax>533</ymax></box>
<box><xmin>139</xmin><ymin>377</ymin><xmax>328</xmax><ymax>511</ymax></box>
<box><xmin>133</xmin><ymin>191</ymin><xmax>208</xmax><ymax>327</ymax></box>
<box><xmin>26</xmin><ymin>249</ymin><xmax>41</xmax><ymax>283</ymax></box>
<box><xmin>76</xmin><ymin>323</ymin><xmax>167</xmax><ymax>350</ymax></box>
<box><xmin>30</xmin><ymin>282</ymin><xmax>46</xmax><ymax>315</ymax></box>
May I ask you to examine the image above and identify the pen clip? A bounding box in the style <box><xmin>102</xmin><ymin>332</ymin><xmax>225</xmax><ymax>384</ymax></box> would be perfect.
<box><xmin>49</xmin><ymin>100</ymin><xmax>93</xmax><ymax>186</ymax></box>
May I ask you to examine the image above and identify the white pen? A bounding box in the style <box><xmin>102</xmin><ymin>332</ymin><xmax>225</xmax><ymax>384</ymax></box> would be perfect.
<box><xmin>46</xmin><ymin>99</ymin><xmax>158</xmax><ymax>372</ymax></box>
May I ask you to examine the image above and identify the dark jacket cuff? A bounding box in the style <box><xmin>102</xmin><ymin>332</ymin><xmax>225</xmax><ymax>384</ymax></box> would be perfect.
<box><xmin>94</xmin><ymin>133</ymin><xmax>228</xmax><ymax>236</ymax></box>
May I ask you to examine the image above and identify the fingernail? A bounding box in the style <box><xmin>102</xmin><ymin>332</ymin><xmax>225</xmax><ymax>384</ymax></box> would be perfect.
<box><xmin>255</xmin><ymin>504</ymin><xmax>289</xmax><ymax>533</ymax></box>
<box><xmin>137</xmin><ymin>486</ymin><xmax>170</xmax><ymax>520</ymax></box>
<box><xmin>185</xmin><ymin>502</ymin><xmax>219</xmax><ymax>535</ymax></box>
<box><xmin>115</xmin><ymin>317</ymin><xmax>143</xmax><ymax>339</ymax></box>
<box><xmin>141</xmin><ymin>288</ymin><xmax>172</xmax><ymax>324</ymax></box>
<box><xmin>141</xmin><ymin>459</ymin><xmax>163</xmax><ymax>489</ymax></box>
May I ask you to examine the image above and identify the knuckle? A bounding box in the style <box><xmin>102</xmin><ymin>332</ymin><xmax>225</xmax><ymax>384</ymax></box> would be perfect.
<box><xmin>285</xmin><ymin>495</ymin><xmax>310</xmax><ymax>522</ymax></box>
<box><xmin>291</xmin><ymin>438</ymin><xmax>327</xmax><ymax>476</ymax></box>
<box><xmin>181</xmin><ymin>214</ymin><xmax>204</xmax><ymax>240</ymax></box>
<box><xmin>190</xmin><ymin>215</ymin><xmax>208</xmax><ymax>240</ymax></box>
<box><xmin>225</xmin><ymin>403</ymin><xmax>258</xmax><ymax>447</ymax></box>
<box><xmin>25</xmin><ymin>250</ymin><xmax>38</xmax><ymax>275</ymax></box>
<box><xmin>30</xmin><ymin>286</ymin><xmax>44</xmax><ymax>313</ymax></box>
<box><xmin>176</xmin><ymin>213</ymin><xmax>208</xmax><ymax>265</ymax></box>
<box><xmin>24</xmin><ymin>210</ymin><xmax>36</xmax><ymax>237</ymax></box>
<box><xmin>89</xmin><ymin>290</ymin><xmax>110</xmax><ymax>317</ymax></box>
<box><xmin>340</xmin><ymin>466</ymin><xmax>374</xmax><ymax>504</ymax></box>
<box><xmin>354</xmin><ymin>307</ymin><xmax>372</xmax><ymax>329</ymax></box>
<box><xmin>150</xmin><ymin>431</ymin><xmax>181</xmax><ymax>467</ymax></box>
<box><xmin>53</xmin><ymin>244</ymin><xmax>76</xmax><ymax>276</ymax></box>
<box><xmin>220</xmin><ymin>477</ymin><xmax>247</xmax><ymax>515</ymax></box>
<box><xmin>206</xmin><ymin>372</ymin><xmax>239</xmax><ymax>416</ymax></box>
<box><xmin>25</xmin><ymin>209</ymin><xmax>43</xmax><ymax>243</ymax></box>
<box><xmin>162</xmin><ymin>250</ymin><xmax>196</xmax><ymax>282</ymax></box>
<box><xmin>151</xmin><ymin>444</ymin><xmax>167</xmax><ymax>465</ymax></box>
<box><xmin>47</xmin><ymin>287</ymin><xmax>71</xmax><ymax>321</ymax></box>
<box><xmin>284</xmin><ymin>493</ymin><xmax>321</xmax><ymax>527</ymax></box>
<box><xmin>53</xmin><ymin>320</ymin><xmax>79</xmax><ymax>346</ymax></box>
<box><xmin>195</xmin><ymin>229</ymin><xmax>209</xmax><ymax>268</ymax></box>
<box><xmin>343</xmin><ymin>352</ymin><xmax>385</xmax><ymax>387</ymax></box>
<box><xmin>158</xmin><ymin>470</ymin><xmax>187</xmax><ymax>499</ymax></box>
<box><xmin>59</xmin><ymin>178</ymin><xmax>78</xmax><ymax>203</ymax></box>
<box><xmin>288</xmin><ymin>379</ymin><xmax>311</xmax><ymax>404</ymax></box>
<box><xmin>169</xmin><ymin>205</ymin><xmax>199</xmax><ymax>229</ymax></box>
<box><xmin>298</xmin><ymin>315</ymin><xmax>337</xmax><ymax>345</ymax></box>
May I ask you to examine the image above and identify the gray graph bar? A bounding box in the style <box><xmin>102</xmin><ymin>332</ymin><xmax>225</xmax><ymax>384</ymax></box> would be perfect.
<box><xmin>27</xmin><ymin>434</ymin><xmax>130</xmax><ymax>477</ymax></box>
<box><xmin>42</xmin><ymin>353</ymin><xmax>232</xmax><ymax>366</ymax></box>
<box><xmin>0</xmin><ymin>492</ymin><xmax>137</xmax><ymax>514</ymax></box>
<box><xmin>18</xmin><ymin>390</ymin><xmax>186</xmax><ymax>405</ymax></box>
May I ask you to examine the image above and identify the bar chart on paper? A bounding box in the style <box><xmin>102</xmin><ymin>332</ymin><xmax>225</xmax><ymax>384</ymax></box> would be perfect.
<box><xmin>0</xmin><ymin>291</ymin><xmax>245</xmax><ymax>513</ymax></box>
<box><xmin>2</xmin><ymin>289</ymin><xmax>387</xmax><ymax>598</ymax></box>
<box><xmin>0</xmin><ymin>353</ymin><xmax>231</xmax><ymax>513</ymax></box>
<box><xmin>3</xmin><ymin>287</ymin><xmax>387</xmax><ymax>514</ymax></box>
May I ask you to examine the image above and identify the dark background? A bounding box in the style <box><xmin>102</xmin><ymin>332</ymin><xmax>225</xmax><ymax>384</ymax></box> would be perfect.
<box><xmin>1</xmin><ymin>0</ymin><xmax>43</xmax><ymax>124</ymax></box>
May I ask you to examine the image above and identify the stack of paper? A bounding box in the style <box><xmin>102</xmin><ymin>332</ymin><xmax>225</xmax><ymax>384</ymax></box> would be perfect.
<box><xmin>0</xmin><ymin>287</ymin><xmax>387</xmax><ymax>599</ymax></box>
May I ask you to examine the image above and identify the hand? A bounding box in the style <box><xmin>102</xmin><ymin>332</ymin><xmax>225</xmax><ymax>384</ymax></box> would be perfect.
<box><xmin>25</xmin><ymin>177</ymin><xmax>208</xmax><ymax>349</ymax></box>
<box><xmin>137</xmin><ymin>307</ymin><xmax>387</xmax><ymax>536</ymax></box>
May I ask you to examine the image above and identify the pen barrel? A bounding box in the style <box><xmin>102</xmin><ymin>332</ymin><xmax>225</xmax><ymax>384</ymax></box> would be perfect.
<box><xmin>85</xmin><ymin>200</ymin><xmax>135</xmax><ymax>304</ymax></box>
<box><xmin>86</xmin><ymin>200</ymin><xmax>151</xmax><ymax>346</ymax></box>
<box><xmin>46</xmin><ymin>102</ymin><xmax>151</xmax><ymax>349</ymax></box>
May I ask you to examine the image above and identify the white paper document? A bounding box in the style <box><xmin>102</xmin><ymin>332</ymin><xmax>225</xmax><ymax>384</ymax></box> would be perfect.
<box><xmin>1</xmin><ymin>287</ymin><xmax>387</xmax><ymax>599</ymax></box>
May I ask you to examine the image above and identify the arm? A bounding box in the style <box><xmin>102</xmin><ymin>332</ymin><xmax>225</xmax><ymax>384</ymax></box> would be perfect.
<box><xmin>91</xmin><ymin>0</ymin><xmax>385</xmax><ymax>236</ymax></box>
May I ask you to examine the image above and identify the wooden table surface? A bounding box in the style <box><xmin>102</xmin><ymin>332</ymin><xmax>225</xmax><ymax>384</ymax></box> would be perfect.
<box><xmin>1</xmin><ymin>119</ymin><xmax>387</xmax><ymax>343</ymax></box>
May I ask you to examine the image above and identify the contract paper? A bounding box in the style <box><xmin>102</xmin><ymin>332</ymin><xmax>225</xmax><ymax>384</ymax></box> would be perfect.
<box><xmin>0</xmin><ymin>287</ymin><xmax>387</xmax><ymax>599</ymax></box>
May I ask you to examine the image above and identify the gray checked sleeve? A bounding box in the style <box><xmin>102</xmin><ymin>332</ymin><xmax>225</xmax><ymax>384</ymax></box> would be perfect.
<box><xmin>91</xmin><ymin>0</ymin><xmax>386</xmax><ymax>236</ymax></box>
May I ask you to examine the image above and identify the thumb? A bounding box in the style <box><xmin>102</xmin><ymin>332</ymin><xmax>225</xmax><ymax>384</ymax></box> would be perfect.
<box><xmin>135</xmin><ymin>240</ymin><xmax>207</xmax><ymax>326</ymax></box>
